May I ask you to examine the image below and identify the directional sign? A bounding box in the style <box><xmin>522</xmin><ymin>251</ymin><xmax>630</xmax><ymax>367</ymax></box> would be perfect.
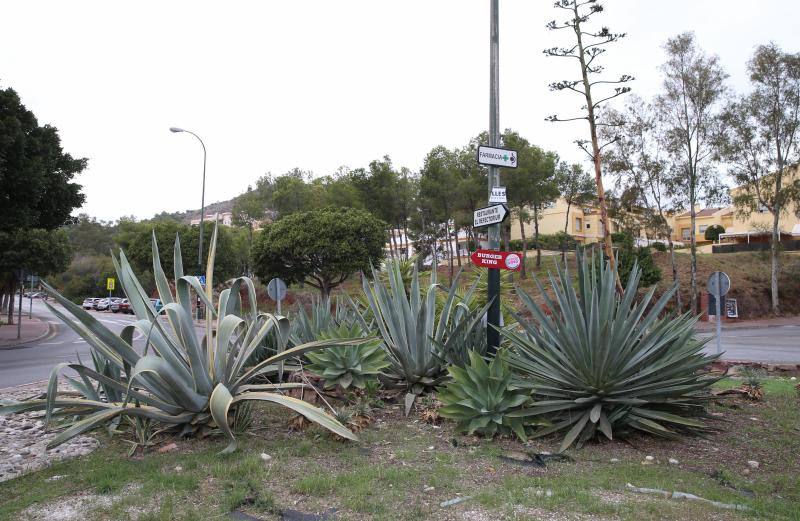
<box><xmin>473</xmin><ymin>204</ymin><xmax>509</xmax><ymax>228</ymax></box>
<box><xmin>198</xmin><ymin>275</ymin><xmax>206</xmax><ymax>287</ymax></box>
<box><xmin>707</xmin><ymin>271</ymin><xmax>730</xmax><ymax>297</ymax></box>
<box><xmin>106</xmin><ymin>278</ymin><xmax>115</xmax><ymax>291</ymax></box>
<box><xmin>477</xmin><ymin>145</ymin><xmax>517</xmax><ymax>168</ymax></box>
<box><xmin>470</xmin><ymin>250</ymin><xmax>522</xmax><ymax>271</ymax></box>
<box><xmin>488</xmin><ymin>186</ymin><xmax>507</xmax><ymax>204</ymax></box>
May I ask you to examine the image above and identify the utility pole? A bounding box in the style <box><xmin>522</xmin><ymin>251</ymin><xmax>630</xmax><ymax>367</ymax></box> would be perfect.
<box><xmin>486</xmin><ymin>0</ymin><xmax>501</xmax><ymax>353</ymax></box>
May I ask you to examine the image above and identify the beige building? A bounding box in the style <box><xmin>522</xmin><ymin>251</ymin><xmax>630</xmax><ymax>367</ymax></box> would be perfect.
<box><xmin>667</xmin><ymin>207</ymin><xmax>735</xmax><ymax>244</ymax></box>
<box><xmin>508</xmin><ymin>198</ymin><xmax>630</xmax><ymax>244</ymax></box>
<box><xmin>720</xmin><ymin>166</ymin><xmax>800</xmax><ymax>244</ymax></box>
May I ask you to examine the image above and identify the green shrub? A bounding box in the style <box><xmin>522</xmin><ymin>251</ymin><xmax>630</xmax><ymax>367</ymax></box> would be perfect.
<box><xmin>705</xmin><ymin>224</ymin><xmax>725</xmax><ymax>241</ymax></box>
<box><xmin>611</xmin><ymin>232</ymin><xmax>661</xmax><ymax>287</ymax></box>
<box><xmin>438</xmin><ymin>352</ymin><xmax>534</xmax><ymax>440</ymax></box>
<box><xmin>651</xmin><ymin>241</ymin><xmax>667</xmax><ymax>252</ymax></box>
<box><xmin>505</xmin><ymin>251</ymin><xmax>720</xmax><ymax>452</ymax></box>
<box><xmin>509</xmin><ymin>233</ymin><xmax>577</xmax><ymax>251</ymax></box>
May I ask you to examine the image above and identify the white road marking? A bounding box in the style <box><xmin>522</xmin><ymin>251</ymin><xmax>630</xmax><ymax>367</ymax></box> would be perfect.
<box><xmin>39</xmin><ymin>342</ymin><xmax>63</xmax><ymax>345</ymax></box>
<box><xmin>72</xmin><ymin>340</ymin><xmax>84</xmax><ymax>344</ymax></box>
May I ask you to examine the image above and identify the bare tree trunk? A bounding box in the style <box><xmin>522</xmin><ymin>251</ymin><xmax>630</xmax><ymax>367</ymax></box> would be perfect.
<box><xmin>454</xmin><ymin>227</ymin><xmax>462</xmax><ymax>268</ymax></box>
<box><xmin>770</xmin><ymin>209</ymin><xmax>780</xmax><ymax>313</ymax></box>
<box><xmin>666</xmin><ymin>236</ymin><xmax>682</xmax><ymax>312</ymax></box>
<box><xmin>519</xmin><ymin>209</ymin><xmax>528</xmax><ymax>279</ymax></box>
<box><xmin>689</xmin><ymin>200</ymin><xmax>698</xmax><ymax>314</ymax></box>
<box><xmin>388</xmin><ymin>228</ymin><xmax>397</xmax><ymax>261</ymax></box>
<box><xmin>402</xmin><ymin>221</ymin><xmax>410</xmax><ymax>259</ymax></box>
<box><xmin>534</xmin><ymin>208</ymin><xmax>542</xmax><ymax>268</ymax></box>
<box><xmin>7</xmin><ymin>281</ymin><xmax>15</xmax><ymax>325</ymax></box>
<box><xmin>446</xmin><ymin>219</ymin><xmax>454</xmax><ymax>284</ymax></box>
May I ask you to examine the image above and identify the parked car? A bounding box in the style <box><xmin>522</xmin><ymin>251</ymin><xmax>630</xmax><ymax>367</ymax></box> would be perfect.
<box><xmin>95</xmin><ymin>298</ymin><xmax>112</xmax><ymax>311</ymax></box>
<box><xmin>82</xmin><ymin>298</ymin><xmax>100</xmax><ymax>310</ymax></box>
<box><xmin>149</xmin><ymin>298</ymin><xmax>163</xmax><ymax>313</ymax></box>
<box><xmin>111</xmin><ymin>298</ymin><xmax>132</xmax><ymax>314</ymax></box>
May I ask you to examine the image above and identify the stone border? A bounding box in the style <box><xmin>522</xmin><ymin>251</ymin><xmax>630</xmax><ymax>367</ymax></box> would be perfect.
<box><xmin>0</xmin><ymin>317</ymin><xmax>55</xmax><ymax>350</ymax></box>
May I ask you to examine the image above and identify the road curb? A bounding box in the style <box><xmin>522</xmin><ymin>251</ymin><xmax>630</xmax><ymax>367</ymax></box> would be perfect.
<box><xmin>0</xmin><ymin>318</ymin><xmax>56</xmax><ymax>350</ymax></box>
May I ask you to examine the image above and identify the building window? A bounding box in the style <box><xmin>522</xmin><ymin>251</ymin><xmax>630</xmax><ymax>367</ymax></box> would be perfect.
<box><xmin>681</xmin><ymin>228</ymin><xmax>691</xmax><ymax>240</ymax></box>
<box><xmin>586</xmin><ymin>223</ymin><xmax>591</xmax><ymax>229</ymax></box>
<box><xmin>699</xmin><ymin>225</ymin><xmax>708</xmax><ymax>234</ymax></box>
<box><xmin>575</xmin><ymin>217</ymin><xmax>582</xmax><ymax>232</ymax></box>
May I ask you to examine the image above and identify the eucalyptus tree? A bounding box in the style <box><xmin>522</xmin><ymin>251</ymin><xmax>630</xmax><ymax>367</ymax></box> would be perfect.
<box><xmin>720</xmin><ymin>43</ymin><xmax>800</xmax><ymax>313</ymax></box>
<box><xmin>543</xmin><ymin>0</ymin><xmax>633</xmax><ymax>291</ymax></box>
<box><xmin>603</xmin><ymin>98</ymin><xmax>682</xmax><ymax>310</ymax></box>
<box><xmin>657</xmin><ymin>32</ymin><xmax>728</xmax><ymax>313</ymax></box>
<box><xmin>556</xmin><ymin>162</ymin><xmax>596</xmax><ymax>234</ymax></box>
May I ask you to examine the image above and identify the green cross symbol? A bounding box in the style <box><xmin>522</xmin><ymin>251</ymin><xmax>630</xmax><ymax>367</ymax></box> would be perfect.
<box><xmin>502</xmin><ymin>154</ymin><xmax>508</xmax><ymax>162</ymax></box>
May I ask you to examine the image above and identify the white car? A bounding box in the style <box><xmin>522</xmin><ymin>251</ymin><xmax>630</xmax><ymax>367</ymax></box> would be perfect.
<box><xmin>82</xmin><ymin>298</ymin><xmax>100</xmax><ymax>310</ymax></box>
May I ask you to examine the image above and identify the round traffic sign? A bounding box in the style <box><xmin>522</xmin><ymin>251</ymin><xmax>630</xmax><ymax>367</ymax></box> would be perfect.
<box><xmin>707</xmin><ymin>271</ymin><xmax>730</xmax><ymax>297</ymax></box>
<box><xmin>504</xmin><ymin>253</ymin><xmax>521</xmax><ymax>271</ymax></box>
<box><xmin>267</xmin><ymin>278</ymin><xmax>287</xmax><ymax>301</ymax></box>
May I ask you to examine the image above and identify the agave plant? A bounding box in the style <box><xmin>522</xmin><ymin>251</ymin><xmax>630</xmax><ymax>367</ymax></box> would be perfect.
<box><xmin>438</xmin><ymin>351</ymin><xmax>534</xmax><ymax>440</ymax></box>
<box><xmin>362</xmin><ymin>260</ymin><xmax>475</xmax><ymax>414</ymax></box>
<box><xmin>306</xmin><ymin>323</ymin><xmax>389</xmax><ymax>390</ymax></box>
<box><xmin>505</xmin><ymin>252</ymin><xmax>720</xmax><ymax>452</ymax></box>
<box><xmin>0</xmin><ymin>225</ymin><xmax>364</xmax><ymax>452</ymax></box>
<box><xmin>290</xmin><ymin>295</ymin><xmax>371</xmax><ymax>346</ymax></box>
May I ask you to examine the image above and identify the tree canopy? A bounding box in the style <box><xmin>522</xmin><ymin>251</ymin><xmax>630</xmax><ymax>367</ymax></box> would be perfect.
<box><xmin>251</xmin><ymin>207</ymin><xmax>386</xmax><ymax>298</ymax></box>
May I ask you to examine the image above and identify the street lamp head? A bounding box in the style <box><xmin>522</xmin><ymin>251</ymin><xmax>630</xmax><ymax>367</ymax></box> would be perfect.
<box><xmin>169</xmin><ymin>127</ymin><xmax>185</xmax><ymax>133</ymax></box>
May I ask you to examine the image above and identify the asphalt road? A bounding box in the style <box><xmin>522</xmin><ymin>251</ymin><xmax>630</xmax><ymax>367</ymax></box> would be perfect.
<box><xmin>0</xmin><ymin>300</ymin><xmax>206</xmax><ymax>389</ymax></box>
<box><xmin>1</xmin><ymin>302</ymin><xmax>799</xmax><ymax>389</ymax></box>
<box><xmin>699</xmin><ymin>325</ymin><xmax>800</xmax><ymax>364</ymax></box>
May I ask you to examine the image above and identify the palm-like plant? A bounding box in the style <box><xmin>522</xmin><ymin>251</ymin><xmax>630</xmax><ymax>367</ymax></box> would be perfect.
<box><xmin>0</xmin><ymin>225</ymin><xmax>362</xmax><ymax>452</ymax></box>
<box><xmin>505</xmin><ymin>252</ymin><xmax>720</xmax><ymax>452</ymax></box>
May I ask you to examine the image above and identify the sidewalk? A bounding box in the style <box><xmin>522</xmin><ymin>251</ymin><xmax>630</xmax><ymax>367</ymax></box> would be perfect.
<box><xmin>695</xmin><ymin>315</ymin><xmax>800</xmax><ymax>332</ymax></box>
<box><xmin>0</xmin><ymin>316</ymin><xmax>52</xmax><ymax>348</ymax></box>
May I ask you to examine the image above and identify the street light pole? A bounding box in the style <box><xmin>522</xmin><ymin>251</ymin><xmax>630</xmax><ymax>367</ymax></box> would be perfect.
<box><xmin>486</xmin><ymin>0</ymin><xmax>501</xmax><ymax>353</ymax></box>
<box><xmin>170</xmin><ymin>127</ymin><xmax>207</xmax><ymax>275</ymax></box>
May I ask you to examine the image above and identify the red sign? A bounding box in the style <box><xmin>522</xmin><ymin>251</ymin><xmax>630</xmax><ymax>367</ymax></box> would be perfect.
<box><xmin>470</xmin><ymin>250</ymin><xmax>523</xmax><ymax>271</ymax></box>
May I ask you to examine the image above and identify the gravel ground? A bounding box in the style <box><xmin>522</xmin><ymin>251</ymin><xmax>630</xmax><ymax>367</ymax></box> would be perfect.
<box><xmin>0</xmin><ymin>382</ymin><xmax>100</xmax><ymax>483</ymax></box>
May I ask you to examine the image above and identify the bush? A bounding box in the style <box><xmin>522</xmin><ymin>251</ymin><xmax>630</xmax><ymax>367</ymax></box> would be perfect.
<box><xmin>705</xmin><ymin>224</ymin><xmax>725</xmax><ymax>241</ymax></box>
<box><xmin>505</xmin><ymin>251</ymin><xmax>720</xmax><ymax>452</ymax></box>
<box><xmin>611</xmin><ymin>232</ymin><xmax>661</xmax><ymax>287</ymax></box>
<box><xmin>651</xmin><ymin>241</ymin><xmax>667</xmax><ymax>252</ymax></box>
<box><xmin>508</xmin><ymin>233</ymin><xmax>577</xmax><ymax>252</ymax></box>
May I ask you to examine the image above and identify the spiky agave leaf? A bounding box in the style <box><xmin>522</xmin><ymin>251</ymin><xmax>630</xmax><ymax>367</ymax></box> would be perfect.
<box><xmin>361</xmin><ymin>260</ymin><xmax>467</xmax><ymax>413</ymax></box>
<box><xmin>505</xmin><ymin>251</ymin><xmax>721</xmax><ymax>452</ymax></box>
<box><xmin>438</xmin><ymin>351</ymin><xmax>535</xmax><ymax>441</ymax></box>
<box><xmin>0</xmin><ymin>222</ymin><xmax>365</xmax><ymax>452</ymax></box>
<box><xmin>306</xmin><ymin>323</ymin><xmax>389</xmax><ymax>390</ymax></box>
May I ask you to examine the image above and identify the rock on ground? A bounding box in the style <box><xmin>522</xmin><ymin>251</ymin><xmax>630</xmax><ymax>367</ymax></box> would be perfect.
<box><xmin>0</xmin><ymin>382</ymin><xmax>100</xmax><ymax>483</ymax></box>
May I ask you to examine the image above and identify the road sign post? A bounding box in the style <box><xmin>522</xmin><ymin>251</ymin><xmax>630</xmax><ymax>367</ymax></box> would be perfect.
<box><xmin>486</xmin><ymin>0</ymin><xmax>501</xmax><ymax>354</ymax></box>
<box><xmin>707</xmin><ymin>271</ymin><xmax>730</xmax><ymax>355</ymax></box>
<box><xmin>267</xmin><ymin>278</ymin><xmax>288</xmax><ymax>315</ymax></box>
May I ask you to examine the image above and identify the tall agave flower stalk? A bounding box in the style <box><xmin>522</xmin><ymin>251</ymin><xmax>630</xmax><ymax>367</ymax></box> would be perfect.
<box><xmin>505</xmin><ymin>251</ymin><xmax>720</xmax><ymax>452</ymax></box>
<box><xmin>0</xmin><ymin>224</ymin><xmax>363</xmax><ymax>453</ymax></box>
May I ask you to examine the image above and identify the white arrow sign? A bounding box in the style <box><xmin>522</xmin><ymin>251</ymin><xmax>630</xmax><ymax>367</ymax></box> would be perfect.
<box><xmin>473</xmin><ymin>204</ymin><xmax>509</xmax><ymax>228</ymax></box>
<box><xmin>477</xmin><ymin>145</ymin><xmax>518</xmax><ymax>168</ymax></box>
<box><xmin>489</xmin><ymin>186</ymin><xmax>507</xmax><ymax>203</ymax></box>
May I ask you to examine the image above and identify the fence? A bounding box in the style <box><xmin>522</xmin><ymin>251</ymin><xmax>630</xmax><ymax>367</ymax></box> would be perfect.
<box><xmin>712</xmin><ymin>239</ymin><xmax>800</xmax><ymax>254</ymax></box>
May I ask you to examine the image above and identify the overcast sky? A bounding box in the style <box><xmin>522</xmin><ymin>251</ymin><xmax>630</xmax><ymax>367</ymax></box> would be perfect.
<box><xmin>2</xmin><ymin>1</ymin><xmax>798</xmax><ymax>221</ymax></box>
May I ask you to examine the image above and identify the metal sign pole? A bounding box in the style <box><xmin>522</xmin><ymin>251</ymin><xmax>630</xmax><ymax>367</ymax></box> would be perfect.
<box><xmin>17</xmin><ymin>281</ymin><xmax>22</xmax><ymax>340</ymax></box>
<box><xmin>29</xmin><ymin>276</ymin><xmax>33</xmax><ymax>319</ymax></box>
<box><xmin>715</xmin><ymin>271</ymin><xmax>722</xmax><ymax>355</ymax></box>
<box><xmin>486</xmin><ymin>0</ymin><xmax>501</xmax><ymax>354</ymax></box>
